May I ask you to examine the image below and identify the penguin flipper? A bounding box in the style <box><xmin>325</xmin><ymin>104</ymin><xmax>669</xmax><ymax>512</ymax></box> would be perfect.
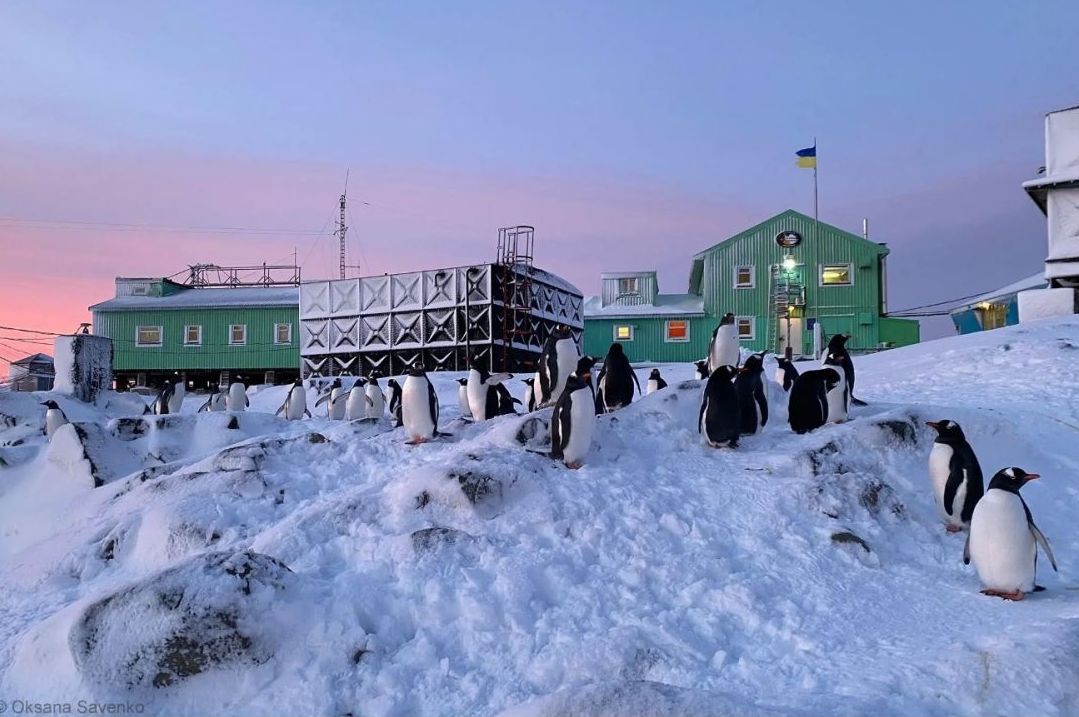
<box><xmin>755</xmin><ymin>383</ymin><xmax>768</xmax><ymax>427</ymax></box>
<box><xmin>851</xmin><ymin>396</ymin><xmax>869</xmax><ymax>407</ymax></box>
<box><xmin>304</xmin><ymin>409</ymin><xmax>312</xmax><ymax>418</ymax></box>
<box><xmin>314</xmin><ymin>394</ymin><xmax>331</xmax><ymax>407</ymax></box>
<box><xmin>943</xmin><ymin>463</ymin><xmax>966</xmax><ymax>518</ymax></box>
<box><xmin>427</xmin><ymin>380</ymin><xmax>439</xmax><ymax>428</ymax></box>
<box><xmin>1031</xmin><ymin>522</ymin><xmax>1059</xmax><ymax>572</ymax></box>
<box><xmin>657</xmin><ymin>378</ymin><xmax>667</xmax><ymax>391</ymax></box>
<box><xmin>275</xmin><ymin>400</ymin><xmax>287</xmax><ymax>417</ymax></box>
<box><xmin>962</xmin><ymin>533</ymin><xmax>971</xmax><ymax>565</ymax></box>
<box><xmin>631</xmin><ymin>370</ymin><xmax>642</xmax><ymax>396</ymax></box>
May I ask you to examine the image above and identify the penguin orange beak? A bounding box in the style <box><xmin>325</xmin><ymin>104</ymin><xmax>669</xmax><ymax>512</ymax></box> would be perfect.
<box><xmin>1025</xmin><ymin>473</ymin><xmax>1041</xmax><ymax>481</ymax></box>
<box><xmin>925</xmin><ymin>421</ymin><xmax>940</xmax><ymax>429</ymax></box>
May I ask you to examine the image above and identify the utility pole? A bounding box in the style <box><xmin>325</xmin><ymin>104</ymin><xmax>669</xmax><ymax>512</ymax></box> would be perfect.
<box><xmin>335</xmin><ymin>170</ymin><xmax>350</xmax><ymax>280</ymax></box>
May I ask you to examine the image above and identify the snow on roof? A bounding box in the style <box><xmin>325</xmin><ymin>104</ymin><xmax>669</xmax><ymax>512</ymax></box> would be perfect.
<box><xmin>949</xmin><ymin>272</ymin><xmax>1047</xmax><ymax>312</ymax></box>
<box><xmin>11</xmin><ymin>353</ymin><xmax>53</xmax><ymax>367</ymax></box>
<box><xmin>90</xmin><ymin>286</ymin><xmax>299</xmax><ymax>311</ymax></box>
<box><xmin>526</xmin><ymin>265</ymin><xmax>582</xmax><ymax>296</ymax></box>
<box><xmin>583</xmin><ymin>293</ymin><xmax>704</xmax><ymax>318</ymax></box>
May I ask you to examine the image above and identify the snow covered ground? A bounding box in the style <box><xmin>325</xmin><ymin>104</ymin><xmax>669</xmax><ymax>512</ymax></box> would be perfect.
<box><xmin>2</xmin><ymin>318</ymin><xmax>1079</xmax><ymax>716</ymax></box>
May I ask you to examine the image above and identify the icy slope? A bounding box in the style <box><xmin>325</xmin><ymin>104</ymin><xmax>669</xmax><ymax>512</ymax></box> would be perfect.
<box><xmin>1</xmin><ymin>318</ymin><xmax>1078</xmax><ymax>717</ymax></box>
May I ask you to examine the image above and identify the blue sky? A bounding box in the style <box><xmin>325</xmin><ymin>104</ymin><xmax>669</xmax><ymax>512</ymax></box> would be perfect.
<box><xmin>1</xmin><ymin>1</ymin><xmax>1076</xmax><ymax>337</ymax></box>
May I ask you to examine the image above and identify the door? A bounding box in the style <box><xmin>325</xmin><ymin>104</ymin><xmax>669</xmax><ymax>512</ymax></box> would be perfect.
<box><xmin>777</xmin><ymin>317</ymin><xmax>804</xmax><ymax>358</ymax></box>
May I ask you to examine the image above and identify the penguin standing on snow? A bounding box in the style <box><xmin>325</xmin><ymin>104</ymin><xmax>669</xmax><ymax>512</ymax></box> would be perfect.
<box><xmin>364</xmin><ymin>376</ymin><xmax>386</xmax><ymax>419</ymax></box>
<box><xmin>495</xmin><ymin>384</ymin><xmax>521</xmax><ymax>415</ymax></box>
<box><xmin>198</xmin><ymin>388</ymin><xmax>225</xmax><ymax>413</ymax></box>
<box><xmin>402</xmin><ymin>365</ymin><xmax>439</xmax><ymax>444</ymax></box>
<box><xmin>788</xmin><ymin>368</ymin><xmax>839</xmax><ymax>434</ymax></box>
<box><xmin>734</xmin><ymin>353</ymin><xmax>769</xmax><ymax>435</ymax></box>
<box><xmin>345</xmin><ymin>378</ymin><xmax>368</xmax><ymax>421</ymax></box>
<box><xmin>151</xmin><ymin>383</ymin><xmax>174</xmax><ymax>415</ymax></box>
<box><xmin>456</xmin><ymin>377</ymin><xmax>472</xmax><ymax>418</ymax></box>
<box><xmin>226</xmin><ymin>382</ymin><xmax>249</xmax><ymax>412</ymax></box>
<box><xmin>824</xmin><ymin>334</ymin><xmax>866</xmax><ymax>406</ymax></box>
<box><xmin>699</xmin><ymin>365</ymin><xmax>741</xmax><ymax>448</ymax></box>
<box><xmin>646</xmin><ymin>368</ymin><xmax>668</xmax><ymax>395</ymax></box>
<box><xmin>276</xmin><ymin>379</ymin><xmax>311</xmax><ymax>420</ymax></box>
<box><xmin>466</xmin><ymin>356</ymin><xmax>513</xmax><ymax>421</ymax></box>
<box><xmin>694</xmin><ymin>360</ymin><xmax>710</xmax><ymax>380</ymax></box>
<box><xmin>168</xmin><ymin>381</ymin><xmax>186</xmax><ymax>414</ymax></box>
<box><xmin>595</xmin><ymin>343</ymin><xmax>641</xmax><ymax>413</ymax></box>
<box><xmin>822</xmin><ymin>353</ymin><xmax>849</xmax><ymax>424</ymax></box>
<box><xmin>707</xmin><ymin>313</ymin><xmax>740</xmax><ymax>374</ymax></box>
<box><xmin>536</xmin><ymin>325</ymin><xmax>580</xmax><ymax>408</ymax></box>
<box><xmin>41</xmin><ymin>400</ymin><xmax>69</xmax><ymax>439</ymax></box>
<box><xmin>550</xmin><ymin>363</ymin><xmax>597</xmax><ymax>469</ymax></box>
<box><xmin>926</xmin><ymin>420</ymin><xmax>984</xmax><ymax>533</ymax></box>
<box><xmin>774</xmin><ymin>357</ymin><xmax>799</xmax><ymax>392</ymax></box>
<box><xmin>965</xmin><ymin>467</ymin><xmax>1057</xmax><ymax>601</ymax></box>
<box><xmin>522</xmin><ymin>377</ymin><xmax>537</xmax><ymax>412</ymax></box>
<box><xmin>314</xmin><ymin>378</ymin><xmax>346</xmax><ymax>419</ymax></box>
<box><xmin>386</xmin><ymin>379</ymin><xmax>403</xmax><ymax>427</ymax></box>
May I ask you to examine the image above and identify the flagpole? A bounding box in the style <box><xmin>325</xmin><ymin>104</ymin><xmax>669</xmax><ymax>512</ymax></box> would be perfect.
<box><xmin>813</xmin><ymin>137</ymin><xmax>819</xmax><ymax>243</ymax></box>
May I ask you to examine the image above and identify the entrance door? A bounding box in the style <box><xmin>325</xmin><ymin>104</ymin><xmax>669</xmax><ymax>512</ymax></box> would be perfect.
<box><xmin>777</xmin><ymin>317</ymin><xmax>804</xmax><ymax>358</ymax></box>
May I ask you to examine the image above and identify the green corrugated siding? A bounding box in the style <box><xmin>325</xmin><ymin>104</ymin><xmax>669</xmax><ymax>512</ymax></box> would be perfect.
<box><xmin>583</xmin><ymin>316</ymin><xmax>712</xmax><ymax>363</ymax></box>
<box><xmin>697</xmin><ymin>210</ymin><xmax>889</xmax><ymax>352</ymax></box>
<box><xmin>878</xmin><ymin>317</ymin><xmax>920</xmax><ymax>347</ymax></box>
<box><xmin>95</xmin><ymin>307</ymin><xmax>300</xmax><ymax>371</ymax></box>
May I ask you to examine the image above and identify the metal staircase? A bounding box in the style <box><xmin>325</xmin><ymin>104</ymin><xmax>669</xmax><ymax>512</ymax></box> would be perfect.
<box><xmin>768</xmin><ymin>264</ymin><xmax>805</xmax><ymax>356</ymax></box>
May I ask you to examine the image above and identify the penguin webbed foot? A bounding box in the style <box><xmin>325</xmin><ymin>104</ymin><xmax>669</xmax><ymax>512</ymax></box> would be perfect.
<box><xmin>851</xmin><ymin>397</ymin><xmax>868</xmax><ymax>407</ymax></box>
<box><xmin>980</xmin><ymin>588</ymin><xmax>1025</xmax><ymax>601</ymax></box>
<box><xmin>565</xmin><ymin>460</ymin><xmax>583</xmax><ymax>470</ymax></box>
<box><xmin>945</xmin><ymin>524</ymin><xmax>963</xmax><ymax>534</ymax></box>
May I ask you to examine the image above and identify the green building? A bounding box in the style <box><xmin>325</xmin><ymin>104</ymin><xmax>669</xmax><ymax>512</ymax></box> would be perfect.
<box><xmin>90</xmin><ymin>278</ymin><xmax>300</xmax><ymax>389</ymax></box>
<box><xmin>583</xmin><ymin>209</ymin><xmax>919</xmax><ymax>361</ymax></box>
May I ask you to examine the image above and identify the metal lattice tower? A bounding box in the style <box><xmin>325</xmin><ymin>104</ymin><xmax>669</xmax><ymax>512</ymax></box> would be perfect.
<box><xmin>335</xmin><ymin>192</ymin><xmax>348</xmax><ymax>280</ymax></box>
<box><xmin>496</xmin><ymin>226</ymin><xmax>536</xmax><ymax>371</ymax></box>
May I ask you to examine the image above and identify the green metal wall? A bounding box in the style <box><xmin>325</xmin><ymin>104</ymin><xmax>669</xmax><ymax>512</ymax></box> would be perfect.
<box><xmin>583</xmin><ymin>316</ymin><xmax>712</xmax><ymax>363</ymax></box>
<box><xmin>695</xmin><ymin>210</ymin><xmax>891</xmax><ymax>352</ymax></box>
<box><xmin>879</xmin><ymin>316</ymin><xmax>921</xmax><ymax>346</ymax></box>
<box><xmin>95</xmin><ymin>307</ymin><xmax>300</xmax><ymax>371</ymax></box>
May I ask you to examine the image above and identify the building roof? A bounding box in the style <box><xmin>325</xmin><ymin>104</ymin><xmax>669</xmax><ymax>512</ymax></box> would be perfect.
<box><xmin>1022</xmin><ymin>169</ymin><xmax>1079</xmax><ymax>214</ymax></box>
<box><xmin>11</xmin><ymin>353</ymin><xmax>53</xmax><ymax>367</ymax></box>
<box><xmin>949</xmin><ymin>272</ymin><xmax>1047</xmax><ymax>313</ymax></box>
<box><xmin>691</xmin><ymin>209</ymin><xmax>887</xmax><ymax>260</ymax></box>
<box><xmin>90</xmin><ymin>286</ymin><xmax>299</xmax><ymax>312</ymax></box>
<box><xmin>583</xmin><ymin>293</ymin><xmax>704</xmax><ymax>318</ymax></box>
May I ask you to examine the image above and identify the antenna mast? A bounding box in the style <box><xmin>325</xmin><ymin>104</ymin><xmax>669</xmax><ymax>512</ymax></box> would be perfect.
<box><xmin>335</xmin><ymin>170</ymin><xmax>349</xmax><ymax>280</ymax></box>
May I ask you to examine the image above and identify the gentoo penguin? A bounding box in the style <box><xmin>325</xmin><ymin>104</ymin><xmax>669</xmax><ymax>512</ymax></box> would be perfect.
<box><xmin>824</xmin><ymin>334</ymin><xmax>866</xmax><ymax>406</ymax></box>
<box><xmin>788</xmin><ymin>368</ymin><xmax>839</xmax><ymax>434</ymax></box>
<box><xmin>226</xmin><ymin>382</ymin><xmax>249</xmax><ymax>412</ymax></box>
<box><xmin>774</xmin><ymin>357</ymin><xmax>799</xmax><ymax>392</ymax></box>
<box><xmin>536</xmin><ymin>325</ymin><xmax>580</xmax><ymax>408</ymax></box>
<box><xmin>927</xmin><ymin>420</ymin><xmax>985</xmax><ymax>533</ymax></box>
<box><xmin>364</xmin><ymin>376</ymin><xmax>386</xmax><ymax>419</ymax></box>
<box><xmin>595</xmin><ymin>343</ymin><xmax>641</xmax><ymax>413</ymax></box>
<box><xmin>522</xmin><ymin>377</ymin><xmax>537</xmax><ymax>412</ymax></box>
<box><xmin>41</xmin><ymin>400</ymin><xmax>69</xmax><ymax>439</ymax></box>
<box><xmin>151</xmin><ymin>383</ymin><xmax>174</xmax><ymax>415</ymax></box>
<box><xmin>198</xmin><ymin>388</ymin><xmax>225</xmax><ymax>413</ymax></box>
<box><xmin>694</xmin><ymin>360</ymin><xmax>710</xmax><ymax>380</ymax></box>
<box><xmin>550</xmin><ymin>365</ymin><xmax>596</xmax><ymax>469</ymax></box>
<box><xmin>386</xmin><ymin>379</ymin><xmax>403</xmax><ymax>427</ymax></box>
<box><xmin>456</xmin><ymin>378</ymin><xmax>472</xmax><ymax>418</ymax></box>
<box><xmin>466</xmin><ymin>356</ymin><xmax>513</xmax><ymax>421</ymax></box>
<box><xmin>822</xmin><ymin>353</ymin><xmax>849</xmax><ymax>424</ymax></box>
<box><xmin>276</xmin><ymin>379</ymin><xmax>311</xmax><ymax>421</ymax></box>
<box><xmin>314</xmin><ymin>378</ymin><xmax>346</xmax><ymax>419</ymax></box>
<box><xmin>345</xmin><ymin>378</ymin><xmax>369</xmax><ymax>421</ymax></box>
<box><xmin>699</xmin><ymin>365</ymin><xmax>741</xmax><ymax>448</ymax></box>
<box><xmin>707</xmin><ymin>313</ymin><xmax>740</xmax><ymax>374</ymax></box>
<box><xmin>495</xmin><ymin>384</ymin><xmax>521</xmax><ymax>415</ymax></box>
<box><xmin>965</xmin><ymin>467</ymin><xmax>1057</xmax><ymax>600</ymax></box>
<box><xmin>646</xmin><ymin>368</ymin><xmax>668</xmax><ymax>395</ymax></box>
<box><xmin>734</xmin><ymin>353</ymin><xmax>768</xmax><ymax>435</ymax></box>
<box><xmin>402</xmin><ymin>365</ymin><xmax>439</xmax><ymax>444</ymax></box>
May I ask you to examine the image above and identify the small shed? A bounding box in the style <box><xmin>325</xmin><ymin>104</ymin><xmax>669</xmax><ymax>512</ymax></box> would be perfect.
<box><xmin>949</xmin><ymin>273</ymin><xmax>1048</xmax><ymax>334</ymax></box>
<box><xmin>7</xmin><ymin>353</ymin><xmax>55</xmax><ymax>392</ymax></box>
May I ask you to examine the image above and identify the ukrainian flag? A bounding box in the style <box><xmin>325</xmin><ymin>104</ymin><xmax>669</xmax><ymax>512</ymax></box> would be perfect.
<box><xmin>795</xmin><ymin>145</ymin><xmax>817</xmax><ymax>169</ymax></box>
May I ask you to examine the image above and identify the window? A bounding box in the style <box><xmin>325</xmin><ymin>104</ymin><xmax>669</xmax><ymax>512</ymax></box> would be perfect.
<box><xmin>665</xmin><ymin>319</ymin><xmax>689</xmax><ymax>342</ymax></box>
<box><xmin>274</xmin><ymin>323</ymin><xmax>293</xmax><ymax>344</ymax></box>
<box><xmin>131</xmin><ymin>285</ymin><xmax>148</xmax><ymax>296</ymax></box>
<box><xmin>184</xmin><ymin>325</ymin><xmax>202</xmax><ymax>346</ymax></box>
<box><xmin>978</xmin><ymin>303</ymin><xmax>1008</xmax><ymax>330</ymax></box>
<box><xmin>229</xmin><ymin>324</ymin><xmax>247</xmax><ymax>345</ymax></box>
<box><xmin>617</xmin><ymin>277</ymin><xmax>640</xmax><ymax>296</ymax></box>
<box><xmin>135</xmin><ymin>326</ymin><xmax>162</xmax><ymax>347</ymax></box>
<box><xmin>820</xmin><ymin>263</ymin><xmax>853</xmax><ymax>286</ymax></box>
<box><xmin>734</xmin><ymin>265</ymin><xmax>755</xmax><ymax>288</ymax></box>
<box><xmin>736</xmin><ymin>316</ymin><xmax>755</xmax><ymax>340</ymax></box>
<box><xmin>614</xmin><ymin>324</ymin><xmax>634</xmax><ymax>341</ymax></box>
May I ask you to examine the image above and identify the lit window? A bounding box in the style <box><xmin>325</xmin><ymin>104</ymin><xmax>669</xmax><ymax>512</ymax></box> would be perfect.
<box><xmin>274</xmin><ymin>323</ymin><xmax>293</xmax><ymax>344</ymax></box>
<box><xmin>665</xmin><ymin>320</ymin><xmax>689</xmax><ymax>342</ymax></box>
<box><xmin>135</xmin><ymin>326</ymin><xmax>162</xmax><ymax>347</ymax></box>
<box><xmin>229</xmin><ymin>324</ymin><xmax>247</xmax><ymax>345</ymax></box>
<box><xmin>184</xmin><ymin>325</ymin><xmax>202</xmax><ymax>346</ymax></box>
<box><xmin>614</xmin><ymin>324</ymin><xmax>634</xmax><ymax>341</ymax></box>
<box><xmin>734</xmin><ymin>265</ymin><xmax>755</xmax><ymax>288</ymax></box>
<box><xmin>736</xmin><ymin>317</ymin><xmax>755</xmax><ymax>340</ymax></box>
<box><xmin>978</xmin><ymin>303</ymin><xmax>1008</xmax><ymax>330</ymax></box>
<box><xmin>617</xmin><ymin>277</ymin><xmax>639</xmax><ymax>296</ymax></box>
<box><xmin>820</xmin><ymin>263</ymin><xmax>853</xmax><ymax>286</ymax></box>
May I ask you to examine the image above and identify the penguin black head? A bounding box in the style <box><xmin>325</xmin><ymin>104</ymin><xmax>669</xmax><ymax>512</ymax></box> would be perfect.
<box><xmin>550</xmin><ymin>325</ymin><xmax>571</xmax><ymax>340</ymax></box>
<box><xmin>827</xmin><ymin>334</ymin><xmax>850</xmax><ymax>352</ymax></box>
<box><xmin>455</xmin><ymin>377</ymin><xmax>469</xmax><ymax>386</ymax></box>
<box><xmin>523</xmin><ymin>377</ymin><xmax>535</xmax><ymax>387</ymax></box>
<box><xmin>407</xmin><ymin>364</ymin><xmax>427</xmax><ymax>377</ymax></box>
<box><xmin>329</xmin><ymin>378</ymin><xmax>342</xmax><ymax>388</ymax></box>
<box><xmin>576</xmin><ymin>356</ymin><xmax>597</xmax><ymax>377</ymax></box>
<box><xmin>819</xmin><ymin>368</ymin><xmax>841</xmax><ymax>390</ymax></box>
<box><xmin>989</xmin><ymin>467</ymin><xmax>1040</xmax><ymax>494</ymax></box>
<box><xmin>777</xmin><ymin>357</ymin><xmax>792</xmax><ymax>369</ymax></box>
<box><xmin>293</xmin><ymin>379</ymin><xmax>304</xmax><ymax>387</ymax></box>
<box><xmin>387</xmin><ymin>379</ymin><xmax>400</xmax><ymax>389</ymax></box>
<box><xmin>607</xmin><ymin>343</ymin><xmax>625</xmax><ymax>357</ymax></box>
<box><xmin>648</xmin><ymin>368</ymin><xmax>662</xmax><ymax>380</ymax></box>
<box><xmin>694</xmin><ymin>360</ymin><xmax>709</xmax><ymax>378</ymax></box>
<box><xmin>469</xmin><ymin>355</ymin><xmax>490</xmax><ymax>372</ymax></box>
<box><xmin>367</xmin><ymin>375</ymin><xmax>380</xmax><ymax>385</ymax></box>
<box><xmin>711</xmin><ymin>365</ymin><xmax>738</xmax><ymax>382</ymax></box>
<box><xmin>740</xmin><ymin>354</ymin><xmax>765</xmax><ymax>373</ymax></box>
<box><xmin>719</xmin><ymin>313</ymin><xmax>735</xmax><ymax>325</ymax></box>
<box><xmin>926</xmin><ymin>420</ymin><xmax>966</xmax><ymax>442</ymax></box>
<box><xmin>41</xmin><ymin>400</ymin><xmax>60</xmax><ymax>409</ymax></box>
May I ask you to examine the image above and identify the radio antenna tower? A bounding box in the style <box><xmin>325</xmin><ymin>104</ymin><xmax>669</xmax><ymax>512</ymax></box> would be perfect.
<box><xmin>335</xmin><ymin>170</ymin><xmax>349</xmax><ymax>280</ymax></box>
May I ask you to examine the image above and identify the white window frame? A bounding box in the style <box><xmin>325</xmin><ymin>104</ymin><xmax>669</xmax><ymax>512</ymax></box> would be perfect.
<box><xmin>819</xmin><ymin>262</ymin><xmax>854</xmax><ymax>287</ymax></box>
<box><xmin>183</xmin><ymin>325</ymin><xmax>202</xmax><ymax>346</ymax></box>
<box><xmin>135</xmin><ymin>325</ymin><xmax>163</xmax><ymax>347</ymax></box>
<box><xmin>613</xmin><ymin>324</ymin><xmax>634</xmax><ymax>342</ymax></box>
<box><xmin>229</xmin><ymin>324</ymin><xmax>247</xmax><ymax>346</ymax></box>
<box><xmin>735</xmin><ymin>316</ymin><xmax>756</xmax><ymax>341</ymax></box>
<box><xmin>274</xmin><ymin>323</ymin><xmax>293</xmax><ymax>345</ymax></box>
<box><xmin>733</xmin><ymin>265</ymin><xmax>755</xmax><ymax>289</ymax></box>
<box><xmin>617</xmin><ymin>277</ymin><xmax>640</xmax><ymax>297</ymax></box>
<box><xmin>664</xmin><ymin>319</ymin><xmax>690</xmax><ymax>343</ymax></box>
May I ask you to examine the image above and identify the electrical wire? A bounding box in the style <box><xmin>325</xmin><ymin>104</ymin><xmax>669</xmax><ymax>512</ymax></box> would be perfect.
<box><xmin>887</xmin><ymin>287</ymin><xmax>1007</xmax><ymax>316</ymax></box>
<box><xmin>0</xmin><ymin>216</ymin><xmax>330</xmax><ymax>236</ymax></box>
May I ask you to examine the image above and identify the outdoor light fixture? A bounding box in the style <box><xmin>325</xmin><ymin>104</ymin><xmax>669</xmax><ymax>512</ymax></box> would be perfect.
<box><xmin>782</xmin><ymin>255</ymin><xmax>797</xmax><ymax>271</ymax></box>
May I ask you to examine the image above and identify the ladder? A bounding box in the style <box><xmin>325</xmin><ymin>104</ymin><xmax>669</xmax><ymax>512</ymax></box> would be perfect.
<box><xmin>768</xmin><ymin>264</ymin><xmax>805</xmax><ymax>356</ymax></box>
